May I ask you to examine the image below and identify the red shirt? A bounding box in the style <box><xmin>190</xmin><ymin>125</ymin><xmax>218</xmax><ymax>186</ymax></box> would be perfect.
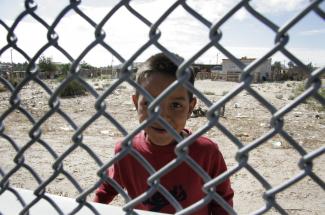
<box><xmin>94</xmin><ymin>130</ymin><xmax>234</xmax><ymax>214</ymax></box>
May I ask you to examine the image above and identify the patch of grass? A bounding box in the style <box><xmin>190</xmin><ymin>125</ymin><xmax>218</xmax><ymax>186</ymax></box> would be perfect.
<box><xmin>0</xmin><ymin>84</ymin><xmax>6</xmax><ymax>92</ymax></box>
<box><xmin>292</xmin><ymin>82</ymin><xmax>305</xmax><ymax>98</ymax></box>
<box><xmin>288</xmin><ymin>95</ymin><xmax>295</xmax><ymax>100</ymax></box>
<box><xmin>312</xmin><ymin>87</ymin><xmax>325</xmax><ymax>111</ymax></box>
<box><xmin>203</xmin><ymin>91</ymin><xmax>215</xmax><ymax>95</ymax></box>
<box><xmin>291</xmin><ymin>82</ymin><xmax>325</xmax><ymax>111</ymax></box>
<box><xmin>222</xmin><ymin>90</ymin><xmax>228</xmax><ymax>96</ymax></box>
<box><xmin>319</xmin><ymin>87</ymin><xmax>325</xmax><ymax>97</ymax></box>
<box><xmin>275</xmin><ymin>94</ymin><xmax>283</xmax><ymax>100</ymax></box>
<box><xmin>117</xmin><ymin>85</ymin><xmax>127</xmax><ymax>90</ymax></box>
<box><xmin>8</xmin><ymin>77</ymin><xmax>20</xmax><ymax>87</ymax></box>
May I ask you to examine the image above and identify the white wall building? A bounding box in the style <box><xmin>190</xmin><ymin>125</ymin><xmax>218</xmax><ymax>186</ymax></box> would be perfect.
<box><xmin>222</xmin><ymin>57</ymin><xmax>272</xmax><ymax>82</ymax></box>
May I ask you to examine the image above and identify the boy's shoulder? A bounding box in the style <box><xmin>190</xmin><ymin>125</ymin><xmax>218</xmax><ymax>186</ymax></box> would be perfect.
<box><xmin>183</xmin><ymin>129</ymin><xmax>220</xmax><ymax>151</ymax></box>
<box><xmin>192</xmin><ymin>135</ymin><xmax>220</xmax><ymax>151</ymax></box>
<box><xmin>114</xmin><ymin>132</ymin><xmax>145</xmax><ymax>153</ymax></box>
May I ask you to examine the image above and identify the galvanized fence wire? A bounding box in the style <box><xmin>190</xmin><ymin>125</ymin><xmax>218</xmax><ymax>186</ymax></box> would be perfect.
<box><xmin>0</xmin><ymin>0</ymin><xmax>324</xmax><ymax>214</ymax></box>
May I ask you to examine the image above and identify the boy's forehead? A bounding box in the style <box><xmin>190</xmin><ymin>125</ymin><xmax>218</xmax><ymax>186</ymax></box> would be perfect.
<box><xmin>140</xmin><ymin>73</ymin><xmax>189</xmax><ymax>99</ymax></box>
<box><xmin>140</xmin><ymin>72</ymin><xmax>174</xmax><ymax>87</ymax></box>
<box><xmin>140</xmin><ymin>70</ymin><xmax>174</xmax><ymax>81</ymax></box>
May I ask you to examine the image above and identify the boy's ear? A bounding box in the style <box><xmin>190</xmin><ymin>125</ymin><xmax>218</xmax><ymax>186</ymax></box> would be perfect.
<box><xmin>187</xmin><ymin>97</ymin><xmax>197</xmax><ymax>119</ymax></box>
<box><xmin>132</xmin><ymin>94</ymin><xmax>138</xmax><ymax>110</ymax></box>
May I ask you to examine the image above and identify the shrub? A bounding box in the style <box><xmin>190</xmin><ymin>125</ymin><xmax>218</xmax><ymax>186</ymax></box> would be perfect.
<box><xmin>0</xmin><ymin>84</ymin><xmax>6</xmax><ymax>92</ymax></box>
<box><xmin>59</xmin><ymin>80</ymin><xmax>86</xmax><ymax>97</ymax></box>
<box><xmin>203</xmin><ymin>91</ymin><xmax>215</xmax><ymax>95</ymax></box>
<box><xmin>6</xmin><ymin>76</ymin><xmax>20</xmax><ymax>87</ymax></box>
<box><xmin>222</xmin><ymin>90</ymin><xmax>228</xmax><ymax>96</ymax></box>
<box><xmin>288</xmin><ymin>95</ymin><xmax>295</xmax><ymax>100</ymax></box>
<box><xmin>275</xmin><ymin>94</ymin><xmax>283</xmax><ymax>99</ymax></box>
<box><xmin>292</xmin><ymin>83</ymin><xmax>305</xmax><ymax>97</ymax></box>
<box><xmin>291</xmin><ymin>82</ymin><xmax>325</xmax><ymax>111</ymax></box>
<box><xmin>313</xmin><ymin>87</ymin><xmax>325</xmax><ymax>111</ymax></box>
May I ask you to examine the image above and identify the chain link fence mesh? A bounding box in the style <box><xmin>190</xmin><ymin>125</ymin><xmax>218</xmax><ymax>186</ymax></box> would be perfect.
<box><xmin>0</xmin><ymin>0</ymin><xmax>324</xmax><ymax>214</ymax></box>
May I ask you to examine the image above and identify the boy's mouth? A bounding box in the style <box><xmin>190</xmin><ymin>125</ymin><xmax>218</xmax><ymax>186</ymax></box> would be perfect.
<box><xmin>150</xmin><ymin>126</ymin><xmax>167</xmax><ymax>133</ymax></box>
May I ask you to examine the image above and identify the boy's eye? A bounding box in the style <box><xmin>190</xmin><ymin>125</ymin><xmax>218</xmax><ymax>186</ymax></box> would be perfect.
<box><xmin>171</xmin><ymin>102</ymin><xmax>182</xmax><ymax>109</ymax></box>
<box><xmin>142</xmin><ymin>101</ymin><xmax>149</xmax><ymax>106</ymax></box>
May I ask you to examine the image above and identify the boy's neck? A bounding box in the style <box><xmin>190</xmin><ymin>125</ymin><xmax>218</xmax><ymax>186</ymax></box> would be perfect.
<box><xmin>144</xmin><ymin>129</ymin><xmax>189</xmax><ymax>147</ymax></box>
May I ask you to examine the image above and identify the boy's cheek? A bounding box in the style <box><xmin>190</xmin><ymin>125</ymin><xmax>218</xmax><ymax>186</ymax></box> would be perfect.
<box><xmin>137</xmin><ymin>111</ymin><xmax>148</xmax><ymax>121</ymax></box>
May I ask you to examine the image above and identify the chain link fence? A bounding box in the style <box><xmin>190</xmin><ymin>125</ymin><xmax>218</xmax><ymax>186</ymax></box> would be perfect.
<box><xmin>0</xmin><ymin>0</ymin><xmax>324</xmax><ymax>214</ymax></box>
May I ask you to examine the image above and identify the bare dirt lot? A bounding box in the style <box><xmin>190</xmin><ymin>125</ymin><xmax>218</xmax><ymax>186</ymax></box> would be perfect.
<box><xmin>0</xmin><ymin>79</ymin><xmax>324</xmax><ymax>214</ymax></box>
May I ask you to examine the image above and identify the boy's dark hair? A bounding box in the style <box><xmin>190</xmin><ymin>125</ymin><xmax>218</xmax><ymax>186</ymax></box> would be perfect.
<box><xmin>135</xmin><ymin>53</ymin><xmax>195</xmax><ymax>99</ymax></box>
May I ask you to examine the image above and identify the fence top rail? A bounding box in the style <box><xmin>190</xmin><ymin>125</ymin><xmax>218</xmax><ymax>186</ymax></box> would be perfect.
<box><xmin>0</xmin><ymin>187</ymin><xmax>168</xmax><ymax>215</ymax></box>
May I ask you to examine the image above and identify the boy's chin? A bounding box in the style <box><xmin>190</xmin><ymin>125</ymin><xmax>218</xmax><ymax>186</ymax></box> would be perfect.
<box><xmin>148</xmin><ymin>137</ymin><xmax>175</xmax><ymax>146</ymax></box>
<box><xmin>151</xmin><ymin>141</ymin><xmax>173</xmax><ymax>146</ymax></box>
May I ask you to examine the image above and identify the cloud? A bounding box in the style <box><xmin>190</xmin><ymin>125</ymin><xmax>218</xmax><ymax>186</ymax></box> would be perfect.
<box><xmin>251</xmin><ymin>0</ymin><xmax>307</xmax><ymax>13</ymax></box>
<box><xmin>1</xmin><ymin>0</ymin><xmax>324</xmax><ymax>67</ymax></box>
<box><xmin>299</xmin><ymin>29</ymin><xmax>325</xmax><ymax>36</ymax></box>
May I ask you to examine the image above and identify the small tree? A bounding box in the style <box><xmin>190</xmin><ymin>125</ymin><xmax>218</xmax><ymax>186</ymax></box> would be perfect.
<box><xmin>38</xmin><ymin>56</ymin><xmax>57</xmax><ymax>74</ymax></box>
<box><xmin>306</xmin><ymin>62</ymin><xmax>314</xmax><ymax>72</ymax></box>
<box><xmin>59</xmin><ymin>63</ymin><xmax>71</xmax><ymax>77</ymax></box>
<box><xmin>287</xmin><ymin>61</ymin><xmax>295</xmax><ymax>69</ymax></box>
<box><xmin>80</xmin><ymin>61</ymin><xmax>93</xmax><ymax>70</ymax></box>
<box><xmin>59</xmin><ymin>79</ymin><xmax>87</xmax><ymax>97</ymax></box>
<box><xmin>272</xmin><ymin>61</ymin><xmax>282</xmax><ymax>72</ymax></box>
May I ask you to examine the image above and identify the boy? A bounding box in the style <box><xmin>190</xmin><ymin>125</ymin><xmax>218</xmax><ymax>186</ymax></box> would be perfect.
<box><xmin>94</xmin><ymin>53</ymin><xmax>234</xmax><ymax>214</ymax></box>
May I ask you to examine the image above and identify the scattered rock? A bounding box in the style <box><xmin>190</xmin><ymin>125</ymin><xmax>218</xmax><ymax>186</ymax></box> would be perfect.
<box><xmin>272</xmin><ymin>141</ymin><xmax>282</xmax><ymax>149</ymax></box>
<box><xmin>260</xmin><ymin>123</ymin><xmax>270</xmax><ymax>128</ymax></box>
<box><xmin>235</xmin><ymin>114</ymin><xmax>249</xmax><ymax>118</ymax></box>
<box><xmin>103</xmin><ymin>83</ymin><xmax>110</xmax><ymax>88</ymax></box>
<box><xmin>275</xmin><ymin>94</ymin><xmax>283</xmax><ymax>100</ymax></box>
<box><xmin>60</xmin><ymin>125</ymin><xmax>73</xmax><ymax>131</ymax></box>
<box><xmin>236</xmin><ymin>132</ymin><xmax>249</xmax><ymax>137</ymax></box>
<box><xmin>315</xmin><ymin>114</ymin><xmax>322</xmax><ymax>119</ymax></box>
<box><xmin>100</xmin><ymin>130</ymin><xmax>110</xmax><ymax>135</ymax></box>
<box><xmin>95</xmin><ymin>86</ymin><xmax>104</xmax><ymax>91</ymax></box>
<box><xmin>293</xmin><ymin>112</ymin><xmax>302</xmax><ymax>117</ymax></box>
<box><xmin>55</xmin><ymin>175</ymin><xmax>65</xmax><ymax>181</ymax></box>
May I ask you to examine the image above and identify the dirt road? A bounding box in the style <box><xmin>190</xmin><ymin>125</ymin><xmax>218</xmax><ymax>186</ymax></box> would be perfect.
<box><xmin>0</xmin><ymin>79</ymin><xmax>324</xmax><ymax>214</ymax></box>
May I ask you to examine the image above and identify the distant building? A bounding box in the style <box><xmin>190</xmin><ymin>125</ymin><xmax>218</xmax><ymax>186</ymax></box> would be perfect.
<box><xmin>0</xmin><ymin>63</ymin><xmax>12</xmax><ymax>73</ymax></box>
<box><xmin>193</xmin><ymin>64</ymin><xmax>215</xmax><ymax>74</ymax></box>
<box><xmin>210</xmin><ymin>64</ymin><xmax>222</xmax><ymax>73</ymax></box>
<box><xmin>222</xmin><ymin>57</ymin><xmax>272</xmax><ymax>82</ymax></box>
<box><xmin>191</xmin><ymin>64</ymin><xmax>214</xmax><ymax>80</ymax></box>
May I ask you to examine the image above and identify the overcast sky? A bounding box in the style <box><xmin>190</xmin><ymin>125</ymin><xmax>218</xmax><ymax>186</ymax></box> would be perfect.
<box><xmin>0</xmin><ymin>0</ymin><xmax>324</xmax><ymax>67</ymax></box>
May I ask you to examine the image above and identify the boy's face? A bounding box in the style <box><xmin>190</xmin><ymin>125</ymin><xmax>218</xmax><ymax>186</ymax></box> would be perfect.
<box><xmin>132</xmin><ymin>72</ymin><xmax>196</xmax><ymax>146</ymax></box>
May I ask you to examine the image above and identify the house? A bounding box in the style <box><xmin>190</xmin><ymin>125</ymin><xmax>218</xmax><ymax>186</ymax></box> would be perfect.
<box><xmin>222</xmin><ymin>57</ymin><xmax>272</xmax><ymax>82</ymax></box>
<box><xmin>210</xmin><ymin>64</ymin><xmax>225</xmax><ymax>80</ymax></box>
<box><xmin>210</xmin><ymin>64</ymin><xmax>222</xmax><ymax>72</ymax></box>
<box><xmin>192</xmin><ymin>64</ymin><xmax>216</xmax><ymax>80</ymax></box>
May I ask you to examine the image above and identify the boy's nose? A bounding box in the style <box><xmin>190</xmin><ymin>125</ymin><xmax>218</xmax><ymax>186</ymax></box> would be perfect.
<box><xmin>159</xmin><ymin>104</ymin><xmax>170</xmax><ymax>120</ymax></box>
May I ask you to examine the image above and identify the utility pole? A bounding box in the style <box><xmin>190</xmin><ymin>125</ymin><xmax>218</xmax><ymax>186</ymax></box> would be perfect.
<box><xmin>11</xmin><ymin>48</ymin><xmax>13</xmax><ymax>73</ymax></box>
<box><xmin>111</xmin><ymin>54</ymin><xmax>113</xmax><ymax>68</ymax></box>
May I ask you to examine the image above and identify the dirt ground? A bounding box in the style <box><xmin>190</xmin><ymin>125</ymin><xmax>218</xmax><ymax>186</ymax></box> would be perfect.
<box><xmin>0</xmin><ymin>78</ymin><xmax>324</xmax><ymax>214</ymax></box>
